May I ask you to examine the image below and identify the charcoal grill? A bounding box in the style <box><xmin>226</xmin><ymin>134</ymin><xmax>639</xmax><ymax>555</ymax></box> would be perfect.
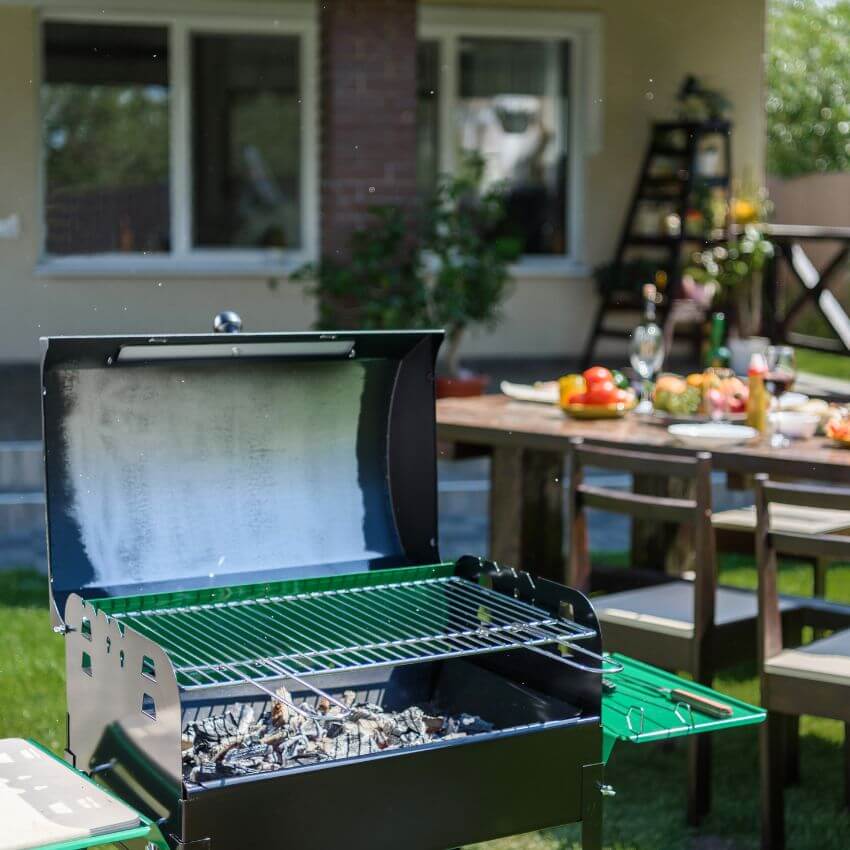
<box><xmin>40</xmin><ymin>327</ymin><xmax>763</xmax><ymax>850</ymax></box>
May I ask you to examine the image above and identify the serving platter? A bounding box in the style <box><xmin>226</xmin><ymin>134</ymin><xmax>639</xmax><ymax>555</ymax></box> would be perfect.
<box><xmin>562</xmin><ymin>401</ymin><xmax>637</xmax><ymax>420</ymax></box>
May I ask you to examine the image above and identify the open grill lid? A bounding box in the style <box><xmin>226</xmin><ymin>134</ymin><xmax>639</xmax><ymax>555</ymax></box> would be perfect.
<box><xmin>41</xmin><ymin>328</ymin><xmax>442</xmax><ymax>619</ymax></box>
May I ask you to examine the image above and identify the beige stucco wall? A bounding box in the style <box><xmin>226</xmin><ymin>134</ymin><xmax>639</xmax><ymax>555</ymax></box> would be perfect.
<box><xmin>0</xmin><ymin>0</ymin><xmax>766</xmax><ymax>363</ymax></box>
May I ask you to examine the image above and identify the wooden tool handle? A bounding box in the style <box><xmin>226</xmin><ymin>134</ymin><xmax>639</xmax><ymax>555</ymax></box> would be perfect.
<box><xmin>669</xmin><ymin>688</ymin><xmax>733</xmax><ymax>718</ymax></box>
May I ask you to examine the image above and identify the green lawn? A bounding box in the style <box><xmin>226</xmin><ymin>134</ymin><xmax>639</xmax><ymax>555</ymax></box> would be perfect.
<box><xmin>796</xmin><ymin>349</ymin><xmax>850</xmax><ymax>382</ymax></box>
<box><xmin>2</xmin><ymin>562</ymin><xmax>849</xmax><ymax>850</ymax></box>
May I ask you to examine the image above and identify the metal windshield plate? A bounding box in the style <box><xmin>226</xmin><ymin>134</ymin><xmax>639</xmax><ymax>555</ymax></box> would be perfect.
<box><xmin>41</xmin><ymin>330</ymin><xmax>442</xmax><ymax>618</ymax></box>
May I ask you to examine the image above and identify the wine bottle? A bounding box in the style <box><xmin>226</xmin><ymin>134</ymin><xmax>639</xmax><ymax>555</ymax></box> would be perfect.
<box><xmin>705</xmin><ymin>312</ymin><xmax>732</xmax><ymax>369</ymax></box>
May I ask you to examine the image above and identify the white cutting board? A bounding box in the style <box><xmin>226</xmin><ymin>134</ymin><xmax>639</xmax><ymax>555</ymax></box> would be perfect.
<box><xmin>0</xmin><ymin>739</ymin><xmax>140</xmax><ymax>850</ymax></box>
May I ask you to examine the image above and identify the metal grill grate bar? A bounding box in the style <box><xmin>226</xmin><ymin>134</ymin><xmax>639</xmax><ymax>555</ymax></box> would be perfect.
<box><xmin>114</xmin><ymin>576</ymin><xmax>597</xmax><ymax>690</ymax></box>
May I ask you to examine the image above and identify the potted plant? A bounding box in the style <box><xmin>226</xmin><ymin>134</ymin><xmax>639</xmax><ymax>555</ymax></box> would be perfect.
<box><xmin>292</xmin><ymin>206</ymin><xmax>429</xmax><ymax>331</ymax></box>
<box><xmin>424</xmin><ymin>154</ymin><xmax>522</xmax><ymax>396</ymax></box>
<box><xmin>683</xmin><ymin>224</ymin><xmax>774</xmax><ymax>372</ymax></box>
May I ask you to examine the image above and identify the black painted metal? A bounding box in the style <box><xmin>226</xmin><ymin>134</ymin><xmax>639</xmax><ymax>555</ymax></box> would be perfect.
<box><xmin>180</xmin><ymin>713</ymin><xmax>600</xmax><ymax>850</ymax></box>
<box><xmin>41</xmin><ymin>330</ymin><xmax>442</xmax><ymax>618</ymax></box>
<box><xmin>43</xmin><ymin>330</ymin><xmax>609</xmax><ymax>849</ymax></box>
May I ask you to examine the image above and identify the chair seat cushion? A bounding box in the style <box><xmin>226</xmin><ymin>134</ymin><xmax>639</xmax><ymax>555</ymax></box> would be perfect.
<box><xmin>712</xmin><ymin>503</ymin><xmax>850</xmax><ymax>535</ymax></box>
<box><xmin>765</xmin><ymin>629</ymin><xmax>850</xmax><ymax>686</ymax></box>
<box><xmin>595</xmin><ymin>581</ymin><xmax>798</xmax><ymax>639</ymax></box>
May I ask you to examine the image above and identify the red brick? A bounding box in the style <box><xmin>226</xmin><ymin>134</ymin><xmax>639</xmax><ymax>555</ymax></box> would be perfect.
<box><xmin>320</xmin><ymin>0</ymin><xmax>418</xmax><ymax>258</ymax></box>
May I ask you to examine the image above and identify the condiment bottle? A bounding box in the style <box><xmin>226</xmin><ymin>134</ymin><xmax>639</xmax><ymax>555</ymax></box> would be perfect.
<box><xmin>746</xmin><ymin>352</ymin><xmax>770</xmax><ymax>433</ymax></box>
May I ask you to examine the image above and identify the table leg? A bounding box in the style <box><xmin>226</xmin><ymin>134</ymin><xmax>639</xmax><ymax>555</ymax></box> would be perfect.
<box><xmin>489</xmin><ymin>446</ymin><xmax>564</xmax><ymax>581</ymax></box>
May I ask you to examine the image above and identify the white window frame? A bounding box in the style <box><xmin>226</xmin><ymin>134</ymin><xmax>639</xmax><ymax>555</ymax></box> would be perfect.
<box><xmin>418</xmin><ymin>6</ymin><xmax>603</xmax><ymax>277</ymax></box>
<box><xmin>36</xmin><ymin>3</ymin><xmax>318</xmax><ymax>278</ymax></box>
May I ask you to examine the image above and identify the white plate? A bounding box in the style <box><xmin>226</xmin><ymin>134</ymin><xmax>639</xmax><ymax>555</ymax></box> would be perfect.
<box><xmin>667</xmin><ymin>422</ymin><xmax>760</xmax><ymax>449</ymax></box>
<box><xmin>500</xmin><ymin>380</ymin><xmax>559</xmax><ymax>404</ymax></box>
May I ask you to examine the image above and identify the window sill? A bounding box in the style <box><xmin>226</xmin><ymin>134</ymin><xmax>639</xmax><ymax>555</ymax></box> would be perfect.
<box><xmin>35</xmin><ymin>254</ymin><xmax>590</xmax><ymax>282</ymax></box>
<box><xmin>509</xmin><ymin>257</ymin><xmax>591</xmax><ymax>279</ymax></box>
<box><xmin>34</xmin><ymin>253</ymin><xmax>307</xmax><ymax>280</ymax></box>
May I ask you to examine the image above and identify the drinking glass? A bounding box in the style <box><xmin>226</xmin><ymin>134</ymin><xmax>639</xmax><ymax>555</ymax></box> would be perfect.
<box><xmin>764</xmin><ymin>346</ymin><xmax>796</xmax><ymax>399</ymax></box>
<box><xmin>764</xmin><ymin>345</ymin><xmax>797</xmax><ymax>447</ymax></box>
<box><xmin>629</xmin><ymin>324</ymin><xmax>665</xmax><ymax>404</ymax></box>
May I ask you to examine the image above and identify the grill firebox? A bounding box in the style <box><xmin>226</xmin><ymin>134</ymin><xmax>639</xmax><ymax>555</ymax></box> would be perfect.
<box><xmin>63</xmin><ymin>563</ymin><xmax>607</xmax><ymax>849</ymax></box>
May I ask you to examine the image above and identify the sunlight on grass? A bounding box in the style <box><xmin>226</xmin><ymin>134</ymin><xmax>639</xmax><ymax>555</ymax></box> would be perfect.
<box><xmin>796</xmin><ymin>349</ymin><xmax>850</xmax><ymax>382</ymax></box>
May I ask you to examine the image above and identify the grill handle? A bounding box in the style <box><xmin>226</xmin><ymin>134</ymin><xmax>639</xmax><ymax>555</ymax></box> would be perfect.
<box><xmin>528</xmin><ymin>641</ymin><xmax>624</xmax><ymax>675</ymax></box>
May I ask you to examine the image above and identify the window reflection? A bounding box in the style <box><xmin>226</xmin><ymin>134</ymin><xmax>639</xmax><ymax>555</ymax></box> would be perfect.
<box><xmin>42</xmin><ymin>23</ymin><xmax>170</xmax><ymax>256</ymax></box>
<box><xmin>457</xmin><ymin>37</ymin><xmax>570</xmax><ymax>255</ymax></box>
<box><xmin>192</xmin><ymin>33</ymin><xmax>301</xmax><ymax>250</ymax></box>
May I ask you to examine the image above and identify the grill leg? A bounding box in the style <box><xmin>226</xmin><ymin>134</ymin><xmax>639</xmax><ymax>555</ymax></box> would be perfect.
<box><xmin>761</xmin><ymin>711</ymin><xmax>786</xmax><ymax>850</ymax></box>
<box><xmin>580</xmin><ymin>763</ymin><xmax>604</xmax><ymax>850</ymax></box>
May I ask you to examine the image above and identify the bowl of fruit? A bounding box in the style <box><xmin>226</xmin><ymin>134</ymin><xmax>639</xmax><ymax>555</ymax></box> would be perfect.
<box><xmin>825</xmin><ymin>412</ymin><xmax>850</xmax><ymax>448</ymax></box>
<box><xmin>652</xmin><ymin>371</ymin><xmax>748</xmax><ymax>423</ymax></box>
<box><xmin>559</xmin><ymin>367</ymin><xmax>637</xmax><ymax>419</ymax></box>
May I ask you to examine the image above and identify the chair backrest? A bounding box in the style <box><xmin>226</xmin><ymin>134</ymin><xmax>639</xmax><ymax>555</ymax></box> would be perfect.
<box><xmin>755</xmin><ymin>476</ymin><xmax>850</xmax><ymax>666</ymax></box>
<box><xmin>567</xmin><ymin>438</ymin><xmax>716</xmax><ymax>638</ymax></box>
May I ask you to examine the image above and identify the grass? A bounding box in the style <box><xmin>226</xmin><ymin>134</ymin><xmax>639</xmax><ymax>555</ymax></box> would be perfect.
<box><xmin>795</xmin><ymin>348</ymin><xmax>850</xmax><ymax>382</ymax></box>
<box><xmin>2</xmin><ymin>562</ymin><xmax>850</xmax><ymax>850</ymax></box>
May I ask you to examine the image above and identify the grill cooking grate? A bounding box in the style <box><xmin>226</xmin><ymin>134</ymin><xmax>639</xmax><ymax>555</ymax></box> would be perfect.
<box><xmin>115</xmin><ymin>576</ymin><xmax>597</xmax><ymax>691</ymax></box>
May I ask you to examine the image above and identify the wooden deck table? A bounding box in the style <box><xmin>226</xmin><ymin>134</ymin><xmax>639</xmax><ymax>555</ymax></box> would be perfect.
<box><xmin>437</xmin><ymin>394</ymin><xmax>850</xmax><ymax>581</ymax></box>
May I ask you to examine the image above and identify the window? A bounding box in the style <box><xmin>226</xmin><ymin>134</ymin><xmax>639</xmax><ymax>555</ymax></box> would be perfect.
<box><xmin>40</xmin><ymin>14</ymin><xmax>316</xmax><ymax>271</ymax></box>
<box><xmin>458</xmin><ymin>37</ymin><xmax>571</xmax><ymax>256</ymax></box>
<box><xmin>191</xmin><ymin>34</ymin><xmax>301</xmax><ymax>250</ymax></box>
<box><xmin>43</xmin><ymin>23</ymin><xmax>170</xmax><ymax>256</ymax></box>
<box><xmin>418</xmin><ymin>9</ymin><xmax>602</xmax><ymax>268</ymax></box>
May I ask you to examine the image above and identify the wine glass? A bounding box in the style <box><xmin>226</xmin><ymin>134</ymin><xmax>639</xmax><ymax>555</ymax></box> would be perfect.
<box><xmin>629</xmin><ymin>324</ymin><xmax>665</xmax><ymax>406</ymax></box>
<box><xmin>764</xmin><ymin>345</ymin><xmax>797</xmax><ymax>447</ymax></box>
<box><xmin>764</xmin><ymin>346</ymin><xmax>796</xmax><ymax>398</ymax></box>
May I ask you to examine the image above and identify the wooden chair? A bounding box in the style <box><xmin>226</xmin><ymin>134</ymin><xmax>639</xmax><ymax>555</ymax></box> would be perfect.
<box><xmin>567</xmin><ymin>439</ymin><xmax>801</xmax><ymax>826</ymax></box>
<box><xmin>714</xmin><ymin>499</ymin><xmax>850</xmax><ymax>598</ymax></box>
<box><xmin>756</xmin><ymin>476</ymin><xmax>850</xmax><ymax>850</ymax></box>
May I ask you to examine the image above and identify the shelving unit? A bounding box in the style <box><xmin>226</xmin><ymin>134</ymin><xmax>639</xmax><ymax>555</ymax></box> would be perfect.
<box><xmin>583</xmin><ymin>120</ymin><xmax>733</xmax><ymax>367</ymax></box>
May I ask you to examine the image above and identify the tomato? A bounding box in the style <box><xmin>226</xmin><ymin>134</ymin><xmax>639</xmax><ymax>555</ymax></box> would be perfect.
<box><xmin>583</xmin><ymin>366</ymin><xmax>613</xmax><ymax>386</ymax></box>
<box><xmin>568</xmin><ymin>392</ymin><xmax>587</xmax><ymax>405</ymax></box>
<box><xmin>586</xmin><ymin>379</ymin><xmax>618</xmax><ymax>405</ymax></box>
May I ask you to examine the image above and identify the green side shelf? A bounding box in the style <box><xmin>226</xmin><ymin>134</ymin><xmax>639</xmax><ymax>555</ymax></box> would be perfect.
<box><xmin>20</xmin><ymin>741</ymin><xmax>166</xmax><ymax>850</ymax></box>
<box><xmin>601</xmin><ymin>654</ymin><xmax>766</xmax><ymax>763</ymax></box>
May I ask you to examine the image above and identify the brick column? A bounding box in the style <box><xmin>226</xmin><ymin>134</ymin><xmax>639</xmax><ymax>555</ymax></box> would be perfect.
<box><xmin>320</xmin><ymin>0</ymin><xmax>419</xmax><ymax>259</ymax></box>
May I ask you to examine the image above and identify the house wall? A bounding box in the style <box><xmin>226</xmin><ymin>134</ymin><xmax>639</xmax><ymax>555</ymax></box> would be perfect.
<box><xmin>0</xmin><ymin>0</ymin><xmax>766</xmax><ymax>363</ymax></box>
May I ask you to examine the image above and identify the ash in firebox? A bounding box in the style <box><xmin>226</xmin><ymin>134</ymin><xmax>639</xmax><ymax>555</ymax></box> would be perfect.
<box><xmin>183</xmin><ymin>688</ymin><xmax>494</xmax><ymax>781</ymax></box>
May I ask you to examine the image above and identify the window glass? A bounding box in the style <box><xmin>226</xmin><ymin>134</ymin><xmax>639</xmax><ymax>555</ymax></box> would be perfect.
<box><xmin>192</xmin><ymin>33</ymin><xmax>301</xmax><ymax>250</ymax></box>
<box><xmin>457</xmin><ymin>37</ymin><xmax>570</xmax><ymax>255</ymax></box>
<box><xmin>42</xmin><ymin>22</ymin><xmax>170</xmax><ymax>256</ymax></box>
<box><xmin>417</xmin><ymin>40</ymin><xmax>440</xmax><ymax>200</ymax></box>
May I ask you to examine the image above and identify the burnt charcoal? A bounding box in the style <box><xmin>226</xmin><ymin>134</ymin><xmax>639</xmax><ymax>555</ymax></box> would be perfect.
<box><xmin>189</xmin><ymin>709</ymin><xmax>255</xmax><ymax>751</ymax></box>
<box><xmin>270</xmin><ymin>687</ymin><xmax>293</xmax><ymax>728</ymax></box>
<box><xmin>445</xmin><ymin>714</ymin><xmax>494</xmax><ymax>735</ymax></box>
<box><xmin>423</xmin><ymin>715</ymin><xmax>445</xmax><ymax>734</ymax></box>
<box><xmin>220</xmin><ymin>741</ymin><xmax>275</xmax><ymax>773</ymax></box>
<box><xmin>183</xmin><ymin>696</ymin><xmax>493</xmax><ymax>781</ymax></box>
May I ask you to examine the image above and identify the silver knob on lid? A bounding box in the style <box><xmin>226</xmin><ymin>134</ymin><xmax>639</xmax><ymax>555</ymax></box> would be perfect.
<box><xmin>214</xmin><ymin>311</ymin><xmax>242</xmax><ymax>333</ymax></box>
